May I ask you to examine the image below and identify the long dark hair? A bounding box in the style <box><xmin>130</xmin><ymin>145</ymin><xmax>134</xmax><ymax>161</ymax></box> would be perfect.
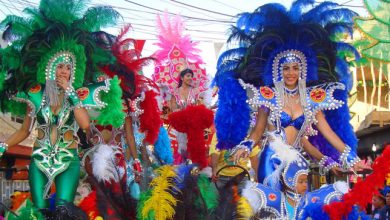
<box><xmin>177</xmin><ymin>68</ymin><xmax>194</xmax><ymax>88</ymax></box>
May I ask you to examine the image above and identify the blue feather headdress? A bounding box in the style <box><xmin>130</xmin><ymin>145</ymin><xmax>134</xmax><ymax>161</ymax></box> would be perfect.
<box><xmin>215</xmin><ymin>0</ymin><xmax>359</xmax><ymax>152</ymax></box>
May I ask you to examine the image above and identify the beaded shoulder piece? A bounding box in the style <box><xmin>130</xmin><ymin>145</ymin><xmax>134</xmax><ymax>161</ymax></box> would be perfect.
<box><xmin>238</xmin><ymin>79</ymin><xmax>279</xmax><ymax>121</ymax></box>
<box><xmin>13</xmin><ymin>84</ymin><xmax>44</xmax><ymax>117</ymax></box>
<box><xmin>75</xmin><ymin>79</ymin><xmax>112</xmax><ymax>109</ymax></box>
<box><xmin>304</xmin><ymin>82</ymin><xmax>345</xmax><ymax>135</ymax></box>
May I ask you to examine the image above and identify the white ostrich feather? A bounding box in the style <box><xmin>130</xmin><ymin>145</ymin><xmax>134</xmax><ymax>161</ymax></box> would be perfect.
<box><xmin>333</xmin><ymin>181</ymin><xmax>349</xmax><ymax>194</ymax></box>
<box><xmin>91</xmin><ymin>144</ymin><xmax>123</xmax><ymax>183</ymax></box>
<box><xmin>242</xmin><ymin>180</ymin><xmax>264</xmax><ymax>212</ymax></box>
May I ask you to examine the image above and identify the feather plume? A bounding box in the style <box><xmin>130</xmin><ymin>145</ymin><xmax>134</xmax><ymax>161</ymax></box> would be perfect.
<box><xmin>215</xmin><ymin>76</ymin><xmax>250</xmax><ymax>150</ymax></box>
<box><xmin>197</xmin><ymin>174</ymin><xmax>218</xmax><ymax>211</ymax></box>
<box><xmin>267</xmin><ymin>132</ymin><xmax>299</xmax><ymax>163</ymax></box>
<box><xmin>289</xmin><ymin>0</ymin><xmax>315</xmax><ymax>23</ymax></box>
<box><xmin>141</xmin><ymin>166</ymin><xmax>177</xmax><ymax>220</ymax></box>
<box><xmin>154</xmin><ymin>13</ymin><xmax>202</xmax><ymax>63</ymax></box>
<box><xmin>0</xmin><ymin>15</ymin><xmax>32</xmax><ymax>42</ymax></box>
<box><xmin>301</xmin><ymin>2</ymin><xmax>338</xmax><ymax>21</ymax></box>
<box><xmin>173</xmin><ymin>167</ymin><xmax>203</xmax><ymax>219</ymax></box>
<box><xmin>173</xmin><ymin>164</ymin><xmax>194</xmax><ymax>192</ymax></box>
<box><xmin>137</xmin><ymin>190</ymin><xmax>154</xmax><ymax>220</ymax></box>
<box><xmin>241</xmin><ymin>181</ymin><xmax>263</xmax><ymax>212</ymax></box>
<box><xmin>236</xmin><ymin>197</ymin><xmax>254</xmax><ymax>220</ymax></box>
<box><xmin>95</xmin><ymin>76</ymin><xmax>126</xmax><ymax>128</ymax></box>
<box><xmin>91</xmin><ymin>144</ymin><xmax>124</xmax><ymax>183</ymax></box>
<box><xmin>77</xmin><ymin>6</ymin><xmax>121</xmax><ymax>32</ymax></box>
<box><xmin>139</xmin><ymin>90</ymin><xmax>162</xmax><ymax>144</ymax></box>
<box><xmin>39</xmin><ymin>0</ymin><xmax>86</xmax><ymax>25</ymax></box>
<box><xmin>153</xmin><ymin>126</ymin><xmax>173</xmax><ymax>165</ymax></box>
<box><xmin>215</xmin><ymin>172</ymin><xmax>248</xmax><ymax>220</ymax></box>
<box><xmin>168</xmin><ymin>105</ymin><xmax>214</xmax><ymax>168</ymax></box>
<box><xmin>100</xmin><ymin>25</ymin><xmax>157</xmax><ymax>103</ymax></box>
<box><xmin>325</xmin><ymin>145</ymin><xmax>390</xmax><ymax>219</ymax></box>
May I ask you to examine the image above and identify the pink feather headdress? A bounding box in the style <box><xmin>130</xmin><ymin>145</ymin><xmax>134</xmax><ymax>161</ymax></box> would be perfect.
<box><xmin>152</xmin><ymin>13</ymin><xmax>208</xmax><ymax>97</ymax></box>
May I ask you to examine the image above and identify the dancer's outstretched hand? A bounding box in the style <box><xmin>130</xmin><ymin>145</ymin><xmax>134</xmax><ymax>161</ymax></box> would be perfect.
<box><xmin>352</xmin><ymin>160</ymin><xmax>372</xmax><ymax>173</ymax></box>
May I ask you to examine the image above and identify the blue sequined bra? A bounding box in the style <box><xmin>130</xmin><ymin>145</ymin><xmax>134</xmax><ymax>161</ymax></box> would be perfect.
<box><xmin>280</xmin><ymin>111</ymin><xmax>305</xmax><ymax>130</ymax></box>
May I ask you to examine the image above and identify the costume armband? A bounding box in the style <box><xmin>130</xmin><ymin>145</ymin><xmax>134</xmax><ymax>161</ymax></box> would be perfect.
<box><xmin>230</xmin><ymin>139</ymin><xmax>255</xmax><ymax>155</ymax></box>
<box><xmin>339</xmin><ymin>145</ymin><xmax>361</xmax><ymax>169</ymax></box>
<box><xmin>318</xmin><ymin>156</ymin><xmax>339</xmax><ymax>175</ymax></box>
<box><xmin>65</xmin><ymin>86</ymin><xmax>81</xmax><ymax>108</ymax></box>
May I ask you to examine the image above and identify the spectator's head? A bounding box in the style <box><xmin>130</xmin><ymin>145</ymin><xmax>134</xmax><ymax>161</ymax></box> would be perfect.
<box><xmin>386</xmin><ymin>192</ymin><xmax>390</xmax><ymax>206</ymax></box>
<box><xmin>382</xmin><ymin>186</ymin><xmax>390</xmax><ymax>206</ymax></box>
<box><xmin>372</xmin><ymin>194</ymin><xmax>386</xmax><ymax>209</ymax></box>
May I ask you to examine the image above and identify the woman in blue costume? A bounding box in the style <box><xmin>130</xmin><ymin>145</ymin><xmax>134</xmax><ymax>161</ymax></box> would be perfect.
<box><xmin>214</xmin><ymin>0</ymin><xmax>370</xmax><ymax>187</ymax></box>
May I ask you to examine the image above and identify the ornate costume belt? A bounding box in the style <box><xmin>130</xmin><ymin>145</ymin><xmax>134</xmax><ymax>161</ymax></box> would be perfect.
<box><xmin>32</xmin><ymin>144</ymin><xmax>75</xmax><ymax>198</ymax></box>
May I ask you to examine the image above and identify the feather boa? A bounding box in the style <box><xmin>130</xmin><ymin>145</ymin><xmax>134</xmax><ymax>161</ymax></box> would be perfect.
<box><xmin>324</xmin><ymin>145</ymin><xmax>390</xmax><ymax>219</ymax></box>
<box><xmin>153</xmin><ymin>126</ymin><xmax>173</xmax><ymax>164</ymax></box>
<box><xmin>139</xmin><ymin>90</ymin><xmax>162</xmax><ymax>145</ymax></box>
<box><xmin>96</xmin><ymin>76</ymin><xmax>126</xmax><ymax>128</ymax></box>
<box><xmin>168</xmin><ymin>105</ymin><xmax>214</xmax><ymax>168</ymax></box>
<box><xmin>91</xmin><ymin>144</ymin><xmax>124</xmax><ymax>183</ymax></box>
<box><xmin>215</xmin><ymin>75</ymin><xmax>250</xmax><ymax>150</ymax></box>
<box><xmin>141</xmin><ymin>166</ymin><xmax>177</xmax><ymax>220</ymax></box>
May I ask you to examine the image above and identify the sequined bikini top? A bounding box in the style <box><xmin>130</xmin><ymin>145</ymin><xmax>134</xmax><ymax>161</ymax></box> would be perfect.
<box><xmin>280</xmin><ymin>112</ymin><xmax>305</xmax><ymax>130</ymax></box>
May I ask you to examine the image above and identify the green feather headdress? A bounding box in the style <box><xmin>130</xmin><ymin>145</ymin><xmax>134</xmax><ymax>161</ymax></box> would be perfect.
<box><xmin>0</xmin><ymin>0</ymin><xmax>121</xmax><ymax>114</ymax></box>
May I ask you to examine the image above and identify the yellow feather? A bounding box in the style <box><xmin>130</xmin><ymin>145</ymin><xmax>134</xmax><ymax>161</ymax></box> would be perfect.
<box><xmin>236</xmin><ymin>197</ymin><xmax>254</xmax><ymax>220</ymax></box>
<box><xmin>142</xmin><ymin>166</ymin><xmax>178</xmax><ymax>220</ymax></box>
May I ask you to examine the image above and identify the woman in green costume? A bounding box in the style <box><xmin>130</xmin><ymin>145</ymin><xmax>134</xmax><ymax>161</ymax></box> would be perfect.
<box><xmin>0</xmin><ymin>0</ymin><xmax>124</xmax><ymax>218</ymax></box>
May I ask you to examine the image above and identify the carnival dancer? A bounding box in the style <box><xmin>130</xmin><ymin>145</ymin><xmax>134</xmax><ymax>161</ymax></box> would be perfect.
<box><xmin>152</xmin><ymin>13</ymin><xmax>213</xmax><ymax>168</ymax></box>
<box><xmin>214</xmin><ymin>0</ymin><xmax>370</xmax><ymax>188</ymax></box>
<box><xmin>0</xmin><ymin>0</ymin><xmax>123</xmax><ymax>218</ymax></box>
<box><xmin>90</xmin><ymin>25</ymin><xmax>172</xmax><ymax>203</ymax></box>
